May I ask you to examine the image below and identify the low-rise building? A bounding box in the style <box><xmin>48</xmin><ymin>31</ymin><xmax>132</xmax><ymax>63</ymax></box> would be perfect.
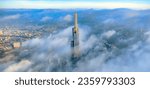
<box><xmin>0</xmin><ymin>31</ymin><xmax>3</xmax><ymax>36</ymax></box>
<box><xmin>13</xmin><ymin>42</ymin><xmax>21</xmax><ymax>48</ymax></box>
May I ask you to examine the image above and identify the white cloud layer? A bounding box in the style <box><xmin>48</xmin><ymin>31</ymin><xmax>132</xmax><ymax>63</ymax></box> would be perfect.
<box><xmin>63</xmin><ymin>14</ymin><xmax>72</xmax><ymax>22</ymax></box>
<box><xmin>41</xmin><ymin>16</ymin><xmax>52</xmax><ymax>22</ymax></box>
<box><xmin>1</xmin><ymin>14</ymin><xmax>21</xmax><ymax>21</ymax></box>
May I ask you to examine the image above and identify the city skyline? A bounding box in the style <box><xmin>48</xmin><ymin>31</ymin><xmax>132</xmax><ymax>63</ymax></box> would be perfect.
<box><xmin>0</xmin><ymin>0</ymin><xmax>150</xmax><ymax>9</ymax></box>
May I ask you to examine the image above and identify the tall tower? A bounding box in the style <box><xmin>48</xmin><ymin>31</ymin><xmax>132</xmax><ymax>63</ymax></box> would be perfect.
<box><xmin>71</xmin><ymin>13</ymin><xmax>80</xmax><ymax>62</ymax></box>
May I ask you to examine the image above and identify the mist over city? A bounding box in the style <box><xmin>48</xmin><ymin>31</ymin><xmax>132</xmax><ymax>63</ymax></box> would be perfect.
<box><xmin>0</xmin><ymin>9</ymin><xmax>150</xmax><ymax>72</ymax></box>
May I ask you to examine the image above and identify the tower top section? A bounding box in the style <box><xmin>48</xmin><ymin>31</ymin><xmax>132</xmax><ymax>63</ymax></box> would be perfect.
<box><xmin>74</xmin><ymin>13</ymin><xmax>78</xmax><ymax>33</ymax></box>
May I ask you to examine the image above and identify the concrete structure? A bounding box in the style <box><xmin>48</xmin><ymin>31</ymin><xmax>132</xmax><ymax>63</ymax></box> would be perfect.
<box><xmin>13</xmin><ymin>42</ymin><xmax>21</xmax><ymax>48</ymax></box>
<box><xmin>71</xmin><ymin>13</ymin><xmax>80</xmax><ymax>61</ymax></box>
<box><xmin>0</xmin><ymin>31</ymin><xmax>3</xmax><ymax>36</ymax></box>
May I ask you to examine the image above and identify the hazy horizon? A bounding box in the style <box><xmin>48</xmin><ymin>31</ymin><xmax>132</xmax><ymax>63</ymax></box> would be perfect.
<box><xmin>0</xmin><ymin>0</ymin><xmax>150</xmax><ymax>9</ymax></box>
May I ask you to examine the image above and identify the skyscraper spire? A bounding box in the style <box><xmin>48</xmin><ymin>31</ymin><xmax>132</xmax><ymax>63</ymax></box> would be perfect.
<box><xmin>74</xmin><ymin>13</ymin><xmax>78</xmax><ymax>33</ymax></box>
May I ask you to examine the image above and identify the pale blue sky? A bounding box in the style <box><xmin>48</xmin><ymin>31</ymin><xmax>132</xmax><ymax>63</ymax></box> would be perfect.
<box><xmin>0</xmin><ymin>0</ymin><xmax>150</xmax><ymax>9</ymax></box>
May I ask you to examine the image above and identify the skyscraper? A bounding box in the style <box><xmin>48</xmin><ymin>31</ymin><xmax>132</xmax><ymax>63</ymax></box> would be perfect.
<box><xmin>71</xmin><ymin>13</ymin><xmax>80</xmax><ymax>62</ymax></box>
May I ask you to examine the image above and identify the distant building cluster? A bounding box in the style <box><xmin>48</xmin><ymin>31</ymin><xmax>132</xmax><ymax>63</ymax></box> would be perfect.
<box><xmin>0</xmin><ymin>28</ymin><xmax>42</xmax><ymax>51</ymax></box>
